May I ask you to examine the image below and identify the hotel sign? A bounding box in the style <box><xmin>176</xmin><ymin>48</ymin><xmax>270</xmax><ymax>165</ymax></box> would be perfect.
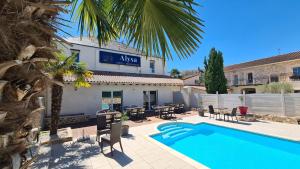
<box><xmin>99</xmin><ymin>51</ymin><xmax>141</xmax><ymax>67</ymax></box>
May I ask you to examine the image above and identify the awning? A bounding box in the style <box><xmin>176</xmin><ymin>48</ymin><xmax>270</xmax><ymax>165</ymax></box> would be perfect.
<box><xmin>64</xmin><ymin>74</ymin><xmax>183</xmax><ymax>86</ymax></box>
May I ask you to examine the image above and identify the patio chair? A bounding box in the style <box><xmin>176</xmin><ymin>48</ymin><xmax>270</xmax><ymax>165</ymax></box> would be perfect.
<box><xmin>179</xmin><ymin>104</ymin><xmax>185</xmax><ymax>113</ymax></box>
<box><xmin>169</xmin><ymin>106</ymin><xmax>176</xmax><ymax>118</ymax></box>
<box><xmin>208</xmin><ymin>105</ymin><xmax>220</xmax><ymax>119</ymax></box>
<box><xmin>152</xmin><ymin>105</ymin><xmax>160</xmax><ymax>117</ymax></box>
<box><xmin>129</xmin><ymin>108</ymin><xmax>138</xmax><ymax>120</ymax></box>
<box><xmin>138</xmin><ymin>108</ymin><xmax>146</xmax><ymax>119</ymax></box>
<box><xmin>225</xmin><ymin>108</ymin><xmax>238</xmax><ymax>122</ymax></box>
<box><xmin>174</xmin><ymin>104</ymin><xmax>180</xmax><ymax>114</ymax></box>
<box><xmin>161</xmin><ymin>107</ymin><xmax>170</xmax><ymax>119</ymax></box>
<box><xmin>100</xmin><ymin>122</ymin><xmax>123</xmax><ymax>156</ymax></box>
<box><xmin>114</xmin><ymin>112</ymin><xmax>122</xmax><ymax>122</ymax></box>
<box><xmin>96</xmin><ymin>115</ymin><xmax>110</xmax><ymax>141</ymax></box>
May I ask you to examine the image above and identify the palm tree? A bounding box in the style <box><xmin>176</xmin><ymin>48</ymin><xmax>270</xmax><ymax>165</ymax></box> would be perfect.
<box><xmin>47</xmin><ymin>52</ymin><xmax>92</xmax><ymax>135</ymax></box>
<box><xmin>0</xmin><ymin>0</ymin><xmax>203</xmax><ymax>168</ymax></box>
<box><xmin>170</xmin><ymin>68</ymin><xmax>182</xmax><ymax>78</ymax></box>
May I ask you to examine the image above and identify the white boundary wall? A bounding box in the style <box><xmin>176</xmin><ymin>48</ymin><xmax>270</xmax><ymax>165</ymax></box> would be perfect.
<box><xmin>174</xmin><ymin>90</ymin><xmax>300</xmax><ymax>117</ymax></box>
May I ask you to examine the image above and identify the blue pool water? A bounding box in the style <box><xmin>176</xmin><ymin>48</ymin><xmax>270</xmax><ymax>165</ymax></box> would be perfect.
<box><xmin>151</xmin><ymin>122</ymin><xmax>300</xmax><ymax>169</ymax></box>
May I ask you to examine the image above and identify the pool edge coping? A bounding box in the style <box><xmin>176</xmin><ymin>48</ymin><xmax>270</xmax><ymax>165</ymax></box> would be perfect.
<box><xmin>145</xmin><ymin>121</ymin><xmax>209</xmax><ymax>169</ymax></box>
<box><xmin>145</xmin><ymin>119</ymin><xmax>300</xmax><ymax>169</ymax></box>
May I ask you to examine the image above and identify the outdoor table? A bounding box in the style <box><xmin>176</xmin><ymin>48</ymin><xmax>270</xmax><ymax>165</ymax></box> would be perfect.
<box><xmin>125</xmin><ymin>107</ymin><xmax>143</xmax><ymax>118</ymax></box>
<box><xmin>215</xmin><ymin>108</ymin><xmax>229</xmax><ymax>120</ymax></box>
<box><xmin>153</xmin><ymin>106</ymin><xmax>170</xmax><ymax>118</ymax></box>
<box><xmin>96</xmin><ymin>111</ymin><xmax>121</xmax><ymax>123</ymax></box>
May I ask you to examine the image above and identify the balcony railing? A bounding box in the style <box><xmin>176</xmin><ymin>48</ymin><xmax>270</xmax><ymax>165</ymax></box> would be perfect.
<box><xmin>290</xmin><ymin>75</ymin><xmax>300</xmax><ymax>81</ymax></box>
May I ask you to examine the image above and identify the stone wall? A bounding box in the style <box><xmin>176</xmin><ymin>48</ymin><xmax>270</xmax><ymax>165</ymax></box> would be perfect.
<box><xmin>225</xmin><ymin>59</ymin><xmax>300</xmax><ymax>92</ymax></box>
<box><xmin>44</xmin><ymin>114</ymin><xmax>90</xmax><ymax>128</ymax></box>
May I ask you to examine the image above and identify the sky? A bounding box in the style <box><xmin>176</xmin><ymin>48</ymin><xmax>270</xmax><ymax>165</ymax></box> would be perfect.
<box><xmin>61</xmin><ymin>0</ymin><xmax>300</xmax><ymax>72</ymax></box>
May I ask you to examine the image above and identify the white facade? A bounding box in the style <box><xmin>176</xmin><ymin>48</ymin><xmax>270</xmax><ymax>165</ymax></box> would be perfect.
<box><xmin>58</xmin><ymin>37</ymin><xmax>166</xmax><ymax>75</ymax></box>
<box><xmin>47</xmin><ymin>37</ymin><xmax>183</xmax><ymax>117</ymax></box>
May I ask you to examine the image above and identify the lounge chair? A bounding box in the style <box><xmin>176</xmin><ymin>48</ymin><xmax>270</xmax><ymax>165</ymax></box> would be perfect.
<box><xmin>225</xmin><ymin>108</ymin><xmax>238</xmax><ymax>122</ymax></box>
<box><xmin>208</xmin><ymin>105</ymin><xmax>220</xmax><ymax>119</ymax></box>
<box><xmin>100</xmin><ymin>122</ymin><xmax>123</xmax><ymax>156</ymax></box>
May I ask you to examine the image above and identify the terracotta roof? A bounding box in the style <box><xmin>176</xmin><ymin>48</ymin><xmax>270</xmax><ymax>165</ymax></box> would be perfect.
<box><xmin>91</xmin><ymin>70</ymin><xmax>172</xmax><ymax>78</ymax></box>
<box><xmin>182</xmin><ymin>73</ymin><xmax>200</xmax><ymax>80</ymax></box>
<box><xmin>64</xmin><ymin>71</ymin><xmax>183</xmax><ymax>86</ymax></box>
<box><xmin>224</xmin><ymin>51</ymin><xmax>300</xmax><ymax>71</ymax></box>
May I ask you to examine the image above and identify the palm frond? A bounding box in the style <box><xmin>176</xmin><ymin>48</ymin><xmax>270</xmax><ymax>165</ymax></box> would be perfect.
<box><xmin>111</xmin><ymin>0</ymin><xmax>204</xmax><ymax>60</ymax></box>
<box><xmin>71</xmin><ymin>0</ymin><xmax>117</xmax><ymax>45</ymax></box>
<box><xmin>71</xmin><ymin>0</ymin><xmax>203</xmax><ymax>60</ymax></box>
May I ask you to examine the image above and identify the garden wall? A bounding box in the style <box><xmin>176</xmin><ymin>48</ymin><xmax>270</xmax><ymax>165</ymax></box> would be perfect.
<box><xmin>174</xmin><ymin>90</ymin><xmax>300</xmax><ymax>117</ymax></box>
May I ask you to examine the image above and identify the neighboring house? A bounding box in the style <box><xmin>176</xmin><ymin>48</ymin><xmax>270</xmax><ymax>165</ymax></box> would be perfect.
<box><xmin>46</xmin><ymin>37</ymin><xmax>183</xmax><ymax>118</ymax></box>
<box><xmin>182</xmin><ymin>71</ymin><xmax>206</xmax><ymax>93</ymax></box>
<box><xmin>182</xmin><ymin>73</ymin><xmax>201</xmax><ymax>86</ymax></box>
<box><xmin>224</xmin><ymin>51</ymin><xmax>300</xmax><ymax>94</ymax></box>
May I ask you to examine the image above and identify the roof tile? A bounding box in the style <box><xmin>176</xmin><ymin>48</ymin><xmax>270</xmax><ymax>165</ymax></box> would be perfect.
<box><xmin>224</xmin><ymin>51</ymin><xmax>300</xmax><ymax>71</ymax></box>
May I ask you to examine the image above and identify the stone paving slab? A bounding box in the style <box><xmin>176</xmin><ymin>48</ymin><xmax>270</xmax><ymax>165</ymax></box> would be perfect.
<box><xmin>32</xmin><ymin>113</ymin><xmax>300</xmax><ymax>169</ymax></box>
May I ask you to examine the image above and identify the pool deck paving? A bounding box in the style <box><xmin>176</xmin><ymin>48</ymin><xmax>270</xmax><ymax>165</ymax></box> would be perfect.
<box><xmin>32</xmin><ymin>112</ymin><xmax>300</xmax><ymax>169</ymax></box>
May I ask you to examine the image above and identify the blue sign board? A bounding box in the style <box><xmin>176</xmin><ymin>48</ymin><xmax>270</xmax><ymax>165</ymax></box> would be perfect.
<box><xmin>99</xmin><ymin>51</ymin><xmax>141</xmax><ymax>67</ymax></box>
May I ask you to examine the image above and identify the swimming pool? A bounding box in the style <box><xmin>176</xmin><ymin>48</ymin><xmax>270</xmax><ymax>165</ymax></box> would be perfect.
<box><xmin>151</xmin><ymin>122</ymin><xmax>300</xmax><ymax>169</ymax></box>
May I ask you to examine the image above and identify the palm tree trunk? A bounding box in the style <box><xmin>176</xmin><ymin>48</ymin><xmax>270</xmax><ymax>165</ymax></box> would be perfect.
<box><xmin>0</xmin><ymin>0</ymin><xmax>64</xmax><ymax>168</ymax></box>
<box><xmin>50</xmin><ymin>75</ymin><xmax>64</xmax><ymax>135</ymax></box>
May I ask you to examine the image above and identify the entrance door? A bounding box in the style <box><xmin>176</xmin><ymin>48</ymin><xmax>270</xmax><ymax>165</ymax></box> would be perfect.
<box><xmin>101</xmin><ymin>91</ymin><xmax>123</xmax><ymax>111</ymax></box>
<box><xmin>143</xmin><ymin>91</ymin><xmax>157</xmax><ymax>110</ymax></box>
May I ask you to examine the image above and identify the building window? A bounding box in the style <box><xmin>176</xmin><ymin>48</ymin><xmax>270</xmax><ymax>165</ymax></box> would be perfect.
<box><xmin>194</xmin><ymin>80</ymin><xmax>200</xmax><ymax>85</ymax></box>
<box><xmin>293</xmin><ymin>67</ymin><xmax>300</xmax><ymax>76</ymax></box>
<box><xmin>101</xmin><ymin>91</ymin><xmax>123</xmax><ymax>111</ymax></box>
<box><xmin>71</xmin><ymin>49</ymin><xmax>80</xmax><ymax>62</ymax></box>
<box><xmin>270</xmin><ymin>75</ymin><xmax>279</xmax><ymax>82</ymax></box>
<box><xmin>247</xmin><ymin>73</ymin><xmax>253</xmax><ymax>84</ymax></box>
<box><xmin>150</xmin><ymin>60</ymin><xmax>155</xmax><ymax>73</ymax></box>
<box><xmin>233</xmin><ymin>75</ymin><xmax>238</xmax><ymax>85</ymax></box>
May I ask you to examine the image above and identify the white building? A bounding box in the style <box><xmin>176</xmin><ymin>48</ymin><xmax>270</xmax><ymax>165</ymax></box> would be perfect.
<box><xmin>46</xmin><ymin>37</ymin><xmax>183</xmax><ymax>118</ymax></box>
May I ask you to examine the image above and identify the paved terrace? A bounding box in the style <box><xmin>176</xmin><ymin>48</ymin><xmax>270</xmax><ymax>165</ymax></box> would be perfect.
<box><xmin>33</xmin><ymin>112</ymin><xmax>300</xmax><ymax>169</ymax></box>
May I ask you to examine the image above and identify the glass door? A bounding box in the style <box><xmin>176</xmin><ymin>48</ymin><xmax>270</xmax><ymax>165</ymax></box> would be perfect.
<box><xmin>112</xmin><ymin>91</ymin><xmax>122</xmax><ymax>112</ymax></box>
<box><xmin>149</xmin><ymin>91</ymin><xmax>157</xmax><ymax>109</ymax></box>
<box><xmin>143</xmin><ymin>91</ymin><xmax>157</xmax><ymax>110</ymax></box>
<box><xmin>102</xmin><ymin>91</ymin><xmax>112</xmax><ymax>110</ymax></box>
<box><xmin>143</xmin><ymin>91</ymin><xmax>149</xmax><ymax>110</ymax></box>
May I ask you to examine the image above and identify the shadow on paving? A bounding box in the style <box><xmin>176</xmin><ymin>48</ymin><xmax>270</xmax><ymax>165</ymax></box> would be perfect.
<box><xmin>33</xmin><ymin>139</ymin><xmax>133</xmax><ymax>169</ymax></box>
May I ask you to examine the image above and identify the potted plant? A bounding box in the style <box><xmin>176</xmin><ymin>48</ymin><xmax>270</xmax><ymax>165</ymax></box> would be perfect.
<box><xmin>121</xmin><ymin>113</ymin><xmax>130</xmax><ymax>136</ymax></box>
<box><xmin>238</xmin><ymin>96</ymin><xmax>248</xmax><ymax>115</ymax></box>
<box><xmin>198</xmin><ymin>108</ymin><xmax>205</xmax><ymax>117</ymax></box>
<box><xmin>197</xmin><ymin>101</ymin><xmax>205</xmax><ymax>116</ymax></box>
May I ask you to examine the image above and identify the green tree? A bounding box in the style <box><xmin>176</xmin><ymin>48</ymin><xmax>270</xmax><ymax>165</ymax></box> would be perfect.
<box><xmin>0</xmin><ymin>0</ymin><xmax>203</xmax><ymax>167</ymax></box>
<box><xmin>204</xmin><ymin>48</ymin><xmax>227</xmax><ymax>94</ymax></box>
<box><xmin>47</xmin><ymin>52</ymin><xmax>92</xmax><ymax>135</ymax></box>
<box><xmin>170</xmin><ymin>68</ymin><xmax>182</xmax><ymax>78</ymax></box>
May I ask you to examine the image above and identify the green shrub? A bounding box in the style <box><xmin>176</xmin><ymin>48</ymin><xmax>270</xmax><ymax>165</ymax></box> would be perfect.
<box><xmin>261</xmin><ymin>82</ymin><xmax>293</xmax><ymax>93</ymax></box>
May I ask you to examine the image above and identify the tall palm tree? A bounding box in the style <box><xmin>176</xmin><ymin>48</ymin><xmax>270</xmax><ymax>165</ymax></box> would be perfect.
<box><xmin>47</xmin><ymin>52</ymin><xmax>92</xmax><ymax>135</ymax></box>
<box><xmin>0</xmin><ymin>0</ymin><xmax>203</xmax><ymax>168</ymax></box>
